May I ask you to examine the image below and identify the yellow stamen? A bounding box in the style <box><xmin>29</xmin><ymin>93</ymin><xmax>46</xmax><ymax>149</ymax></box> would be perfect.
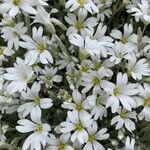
<box><xmin>77</xmin><ymin>0</ymin><xmax>86</xmax><ymax>6</ymax></box>
<box><xmin>58</xmin><ymin>143</ymin><xmax>65</xmax><ymax>150</ymax></box>
<box><xmin>37</xmin><ymin>42</ymin><xmax>46</xmax><ymax>52</ymax></box>
<box><xmin>76</xmin><ymin>103</ymin><xmax>83</xmax><ymax>112</ymax></box>
<box><xmin>75</xmin><ymin>122</ymin><xmax>83</xmax><ymax>131</ymax></box>
<box><xmin>92</xmin><ymin>76</ymin><xmax>101</xmax><ymax>85</ymax></box>
<box><xmin>113</xmin><ymin>87</ymin><xmax>121</xmax><ymax>96</ymax></box>
<box><xmin>35</xmin><ymin>123</ymin><xmax>43</xmax><ymax>133</ymax></box>
<box><xmin>12</xmin><ymin>0</ymin><xmax>21</xmax><ymax>6</ymax></box>
<box><xmin>120</xmin><ymin>111</ymin><xmax>127</xmax><ymax>119</ymax></box>
<box><xmin>88</xmin><ymin>134</ymin><xmax>96</xmax><ymax>142</ymax></box>
<box><xmin>34</xmin><ymin>96</ymin><xmax>40</xmax><ymax>105</ymax></box>
<box><xmin>144</xmin><ymin>98</ymin><xmax>150</xmax><ymax>107</ymax></box>
<box><xmin>81</xmin><ymin>64</ymin><xmax>90</xmax><ymax>73</ymax></box>
<box><xmin>120</xmin><ymin>36</ymin><xmax>128</xmax><ymax>44</ymax></box>
<box><xmin>75</xmin><ymin>21</ymin><xmax>85</xmax><ymax>30</ymax></box>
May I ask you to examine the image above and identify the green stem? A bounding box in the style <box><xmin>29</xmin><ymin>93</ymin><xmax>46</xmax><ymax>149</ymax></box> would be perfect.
<box><xmin>107</xmin><ymin>0</ymin><xmax>125</xmax><ymax>25</ymax></box>
<box><xmin>142</xmin><ymin>24</ymin><xmax>147</xmax><ymax>35</ymax></box>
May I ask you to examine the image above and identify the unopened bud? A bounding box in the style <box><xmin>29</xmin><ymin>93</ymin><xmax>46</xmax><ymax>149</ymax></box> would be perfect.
<box><xmin>111</xmin><ymin>140</ymin><xmax>118</xmax><ymax>146</ymax></box>
<box><xmin>118</xmin><ymin>130</ymin><xmax>124</xmax><ymax>140</ymax></box>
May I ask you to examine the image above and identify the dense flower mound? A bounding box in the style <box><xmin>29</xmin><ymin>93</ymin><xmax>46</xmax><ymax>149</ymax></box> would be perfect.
<box><xmin>0</xmin><ymin>0</ymin><xmax>150</xmax><ymax>149</ymax></box>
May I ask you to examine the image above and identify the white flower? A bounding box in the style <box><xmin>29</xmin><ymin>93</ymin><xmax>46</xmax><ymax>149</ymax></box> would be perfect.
<box><xmin>62</xmin><ymin>89</ymin><xmax>91</xmax><ymax>115</ymax></box>
<box><xmin>126</xmin><ymin>56</ymin><xmax>150</xmax><ymax>80</ymax></box>
<box><xmin>1</xmin><ymin>22</ymin><xmax>27</xmax><ymax>50</ymax></box>
<box><xmin>65</xmin><ymin>9</ymin><xmax>97</xmax><ymax>36</ymax></box>
<box><xmin>91</xmin><ymin>57</ymin><xmax>114</xmax><ymax>76</ymax></box>
<box><xmin>124</xmin><ymin>136</ymin><xmax>135</xmax><ymax>150</ymax></box>
<box><xmin>91</xmin><ymin>22</ymin><xmax>113</xmax><ymax>43</ymax></box>
<box><xmin>138</xmin><ymin>83</ymin><xmax>150</xmax><ymax>121</ymax></box>
<box><xmin>20</xmin><ymin>26</ymin><xmax>53</xmax><ymax>65</ymax></box>
<box><xmin>0</xmin><ymin>68</ymin><xmax>5</xmax><ymax>91</ymax></box>
<box><xmin>104</xmin><ymin>73</ymin><xmax>138</xmax><ymax>113</ymax></box>
<box><xmin>69</xmin><ymin>33</ymin><xmax>101</xmax><ymax>56</ymax></box>
<box><xmin>16</xmin><ymin>110</ymin><xmax>51</xmax><ymax>150</ymax></box>
<box><xmin>98</xmin><ymin>8</ymin><xmax>112</xmax><ymax>22</ymax></box>
<box><xmin>126</xmin><ymin>0</ymin><xmax>150</xmax><ymax>23</ymax></box>
<box><xmin>40</xmin><ymin>66</ymin><xmax>62</xmax><ymax>88</ymax></box>
<box><xmin>108</xmin><ymin>42</ymin><xmax>134</xmax><ymax>64</ymax></box>
<box><xmin>0</xmin><ymin>82</ymin><xmax>20</xmax><ymax>114</ymax></box>
<box><xmin>66</xmin><ymin>0</ymin><xmax>99</xmax><ymax>14</ymax></box>
<box><xmin>56</xmin><ymin>52</ymin><xmax>78</xmax><ymax>71</ymax></box>
<box><xmin>33</xmin><ymin>6</ymin><xmax>66</xmax><ymax>33</ymax></box>
<box><xmin>60</xmin><ymin>111</ymin><xmax>93</xmax><ymax>144</ymax></box>
<box><xmin>4</xmin><ymin>58</ymin><xmax>34</xmax><ymax>94</ymax></box>
<box><xmin>110</xmin><ymin>23</ymin><xmax>138</xmax><ymax>45</ymax></box>
<box><xmin>0</xmin><ymin>13</ymin><xmax>14</xmax><ymax>26</ymax></box>
<box><xmin>0</xmin><ymin>92</ymin><xmax>15</xmax><ymax>113</ymax></box>
<box><xmin>0</xmin><ymin>0</ymin><xmax>36</xmax><ymax>17</ymax></box>
<box><xmin>94</xmin><ymin>0</ymin><xmax>114</xmax><ymax>7</ymax></box>
<box><xmin>89</xmin><ymin>23</ymin><xmax>114</xmax><ymax>57</ymax></box>
<box><xmin>83</xmin><ymin>122</ymin><xmax>109</xmax><ymax>150</ymax></box>
<box><xmin>78</xmin><ymin>59</ymin><xmax>93</xmax><ymax>74</ymax></box>
<box><xmin>81</xmin><ymin>67</ymin><xmax>111</xmax><ymax>93</ymax></box>
<box><xmin>79</xmin><ymin>57</ymin><xmax>113</xmax><ymax>76</ymax></box>
<box><xmin>30</xmin><ymin>0</ymin><xmax>48</xmax><ymax>6</ymax></box>
<box><xmin>0</xmin><ymin>124</ymin><xmax>9</xmax><ymax>141</ymax></box>
<box><xmin>66</xmin><ymin>69</ymin><xmax>81</xmax><ymax>90</ymax></box>
<box><xmin>111</xmin><ymin>107</ymin><xmax>137</xmax><ymax>132</ymax></box>
<box><xmin>17</xmin><ymin>82</ymin><xmax>53</xmax><ymax>118</ymax></box>
<box><xmin>143</xmin><ymin>36</ymin><xmax>150</xmax><ymax>55</ymax></box>
<box><xmin>47</xmin><ymin>133</ymin><xmax>74</xmax><ymax>150</ymax></box>
<box><xmin>85</xmin><ymin>91</ymin><xmax>108</xmax><ymax>120</ymax></box>
<box><xmin>0</xmin><ymin>46</ymin><xmax>14</xmax><ymax>65</ymax></box>
<box><xmin>94</xmin><ymin>0</ymin><xmax>113</xmax><ymax>21</ymax></box>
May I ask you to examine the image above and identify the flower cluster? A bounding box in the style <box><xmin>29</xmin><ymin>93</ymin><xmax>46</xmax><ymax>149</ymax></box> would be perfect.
<box><xmin>0</xmin><ymin>0</ymin><xmax>150</xmax><ymax>150</ymax></box>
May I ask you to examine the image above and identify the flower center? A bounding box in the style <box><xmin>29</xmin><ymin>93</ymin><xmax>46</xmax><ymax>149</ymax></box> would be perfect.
<box><xmin>75</xmin><ymin>21</ymin><xmax>85</xmax><ymax>30</ymax></box>
<box><xmin>46</xmin><ymin>75</ymin><xmax>52</xmax><ymax>81</ymax></box>
<box><xmin>58</xmin><ymin>89</ymin><xmax>67</xmax><ymax>97</ymax></box>
<box><xmin>75</xmin><ymin>122</ymin><xmax>84</xmax><ymax>131</ymax></box>
<box><xmin>37</xmin><ymin>42</ymin><xmax>46</xmax><ymax>52</ymax></box>
<box><xmin>92</xmin><ymin>76</ymin><xmax>101</xmax><ymax>85</ymax></box>
<box><xmin>120</xmin><ymin>36</ymin><xmax>128</xmax><ymax>44</ymax></box>
<box><xmin>58</xmin><ymin>143</ymin><xmax>65</xmax><ymax>150</ymax></box>
<box><xmin>68</xmin><ymin>72</ymin><xmax>77</xmax><ymax>80</ymax></box>
<box><xmin>113</xmin><ymin>87</ymin><xmax>121</xmax><ymax>96</ymax></box>
<box><xmin>57</xmin><ymin>89</ymin><xmax>68</xmax><ymax>99</ymax></box>
<box><xmin>77</xmin><ymin>0</ymin><xmax>86</xmax><ymax>6</ymax></box>
<box><xmin>22</xmin><ymin>73</ymin><xmax>28</xmax><ymax>81</ymax></box>
<box><xmin>79</xmin><ymin>49</ymin><xmax>89</xmax><ymax>60</ymax></box>
<box><xmin>119</xmin><ymin>111</ymin><xmax>127</xmax><ymax>119</ymax></box>
<box><xmin>35</xmin><ymin>123</ymin><xmax>43</xmax><ymax>133</ymax></box>
<box><xmin>88</xmin><ymin>134</ymin><xmax>96</xmax><ymax>142</ymax></box>
<box><xmin>144</xmin><ymin>98</ymin><xmax>150</xmax><ymax>107</ymax></box>
<box><xmin>81</xmin><ymin>64</ymin><xmax>90</xmax><ymax>73</ymax></box>
<box><xmin>12</xmin><ymin>0</ymin><xmax>21</xmax><ymax>5</ymax></box>
<box><xmin>34</xmin><ymin>96</ymin><xmax>40</xmax><ymax>105</ymax></box>
<box><xmin>0</xmin><ymin>48</ymin><xmax>4</xmax><ymax>55</ymax></box>
<box><xmin>76</xmin><ymin>103</ymin><xmax>83</xmax><ymax>112</ymax></box>
<box><xmin>13</xmin><ymin>31</ymin><xmax>19</xmax><ymax>37</ymax></box>
<box><xmin>93</xmin><ymin>62</ymin><xmax>101</xmax><ymax>71</ymax></box>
